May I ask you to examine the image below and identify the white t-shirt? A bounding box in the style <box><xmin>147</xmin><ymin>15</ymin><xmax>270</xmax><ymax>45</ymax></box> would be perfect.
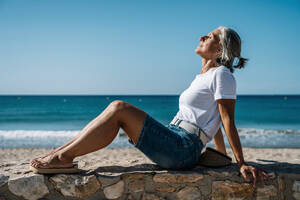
<box><xmin>172</xmin><ymin>65</ymin><xmax>236</xmax><ymax>141</ymax></box>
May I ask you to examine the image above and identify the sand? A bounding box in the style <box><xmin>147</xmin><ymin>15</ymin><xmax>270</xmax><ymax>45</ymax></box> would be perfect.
<box><xmin>0</xmin><ymin>148</ymin><xmax>300</xmax><ymax>178</ymax></box>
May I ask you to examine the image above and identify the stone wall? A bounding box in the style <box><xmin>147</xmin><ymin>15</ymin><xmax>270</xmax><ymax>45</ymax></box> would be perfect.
<box><xmin>1</xmin><ymin>164</ymin><xmax>300</xmax><ymax>200</ymax></box>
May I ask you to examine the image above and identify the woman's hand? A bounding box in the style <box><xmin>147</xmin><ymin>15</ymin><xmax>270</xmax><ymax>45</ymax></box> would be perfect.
<box><xmin>239</xmin><ymin>163</ymin><xmax>269</xmax><ymax>188</ymax></box>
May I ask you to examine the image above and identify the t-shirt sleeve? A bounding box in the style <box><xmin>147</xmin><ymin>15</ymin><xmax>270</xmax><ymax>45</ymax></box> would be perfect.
<box><xmin>211</xmin><ymin>68</ymin><xmax>236</xmax><ymax>100</ymax></box>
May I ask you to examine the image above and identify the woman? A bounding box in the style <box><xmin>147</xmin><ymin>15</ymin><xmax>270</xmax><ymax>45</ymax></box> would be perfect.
<box><xmin>30</xmin><ymin>26</ymin><xmax>268</xmax><ymax>188</ymax></box>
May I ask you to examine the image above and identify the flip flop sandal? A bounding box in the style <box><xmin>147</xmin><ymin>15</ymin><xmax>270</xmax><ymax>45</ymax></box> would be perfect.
<box><xmin>197</xmin><ymin>147</ymin><xmax>232</xmax><ymax>168</ymax></box>
<box><xmin>31</xmin><ymin>155</ymin><xmax>52</xmax><ymax>164</ymax></box>
<box><xmin>29</xmin><ymin>157</ymin><xmax>80</xmax><ymax>174</ymax></box>
<box><xmin>30</xmin><ymin>149</ymin><xmax>56</xmax><ymax>164</ymax></box>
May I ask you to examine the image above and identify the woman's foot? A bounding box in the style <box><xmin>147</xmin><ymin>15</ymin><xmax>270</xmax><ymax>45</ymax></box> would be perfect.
<box><xmin>30</xmin><ymin>149</ymin><xmax>56</xmax><ymax>165</ymax></box>
<box><xmin>30</xmin><ymin>146</ymin><xmax>69</xmax><ymax>165</ymax></box>
<box><xmin>30</xmin><ymin>152</ymin><xmax>74</xmax><ymax>169</ymax></box>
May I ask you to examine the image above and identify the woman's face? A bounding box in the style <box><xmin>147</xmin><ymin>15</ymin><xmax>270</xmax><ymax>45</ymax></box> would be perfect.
<box><xmin>195</xmin><ymin>29</ymin><xmax>222</xmax><ymax>59</ymax></box>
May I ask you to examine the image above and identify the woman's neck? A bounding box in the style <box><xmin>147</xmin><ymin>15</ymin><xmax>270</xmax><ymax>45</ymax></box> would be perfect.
<box><xmin>200</xmin><ymin>58</ymin><xmax>219</xmax><ymax>74</ymax></box>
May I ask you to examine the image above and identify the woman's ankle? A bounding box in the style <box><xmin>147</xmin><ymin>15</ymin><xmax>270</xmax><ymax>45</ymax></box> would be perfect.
<box><xmin>57</xmin><ymin>151</ymin><xmax>74</xmax><ymax>163</ymax></box>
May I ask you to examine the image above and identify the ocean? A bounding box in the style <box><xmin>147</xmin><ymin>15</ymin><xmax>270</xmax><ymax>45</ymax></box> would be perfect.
<box><xmin>0</xmin><ymin>95</ymin><xmax>299</xmax><ymax>149</ymax></box>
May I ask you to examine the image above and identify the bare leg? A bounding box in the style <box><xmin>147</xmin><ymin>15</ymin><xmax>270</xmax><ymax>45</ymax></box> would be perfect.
<box><xmin>53</xmin><ymin>117</ymin><xmax>101</xmax><ymax>152</ymax></box>
<box><xmin>30</xmin><ymin>113</ymin><xmax>103</xmax><ymax>164</ymax></box>
<box><xmin>213</xmin><ymin>128</ymin><xmax>227</xmax><ymax>155</ymax></box>
<box><xmin>31</xmin><ymin>100</ymin><xmax>147</xmax><ymax>168</ymax></box>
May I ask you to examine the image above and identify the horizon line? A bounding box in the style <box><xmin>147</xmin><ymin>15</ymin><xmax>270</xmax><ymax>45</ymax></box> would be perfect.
<box><xmin>0</xmin><ymin>94</ymin><xmax>299</xmax><ymax>96</ymax></box>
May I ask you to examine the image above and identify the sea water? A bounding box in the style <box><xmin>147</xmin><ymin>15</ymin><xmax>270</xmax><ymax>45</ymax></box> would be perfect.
<box><xmin>0</xmin><ymin>95</ymin><xmax>299</xmax><ymax>148</ymax></box>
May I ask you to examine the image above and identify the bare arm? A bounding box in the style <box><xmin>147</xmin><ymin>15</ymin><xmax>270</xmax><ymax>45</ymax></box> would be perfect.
<box><xmin>217</xmin><ymin>99</ymin><xmax>268</xmax><ymax>188</ymax></box>
<box><xmin>213</xmin><ymin>128</ymin><xmax>227</xmax><ymax>155</ymax></box>
<box><xmin>217</xmin><ymin>99</ymin><xmax>245</xmax><ymax>166</ymax></box>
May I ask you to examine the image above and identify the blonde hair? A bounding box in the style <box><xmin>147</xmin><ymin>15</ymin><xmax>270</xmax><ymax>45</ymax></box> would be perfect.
<box><xmin>217</xmin><ymin>26</ymin><xmax>248</xmax><ymax>73</ymax></box>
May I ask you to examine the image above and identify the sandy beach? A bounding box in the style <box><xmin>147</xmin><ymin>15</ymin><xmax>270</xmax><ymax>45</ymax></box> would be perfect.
<box><xmin>1</xmin><ymin>148</ymin><xmax>300</xmax><ymax>178</ymax></box>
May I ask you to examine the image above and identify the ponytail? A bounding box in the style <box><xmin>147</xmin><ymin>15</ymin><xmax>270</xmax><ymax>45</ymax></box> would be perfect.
<box><xmin>226</xmin><ymin>56</ymin><xmax>249</xmax><ymax>73</ymax></box>
<box><xmin>234</xmin><ymin>56</ymin><xmax>248</xmax><ymax>70</ymax></box>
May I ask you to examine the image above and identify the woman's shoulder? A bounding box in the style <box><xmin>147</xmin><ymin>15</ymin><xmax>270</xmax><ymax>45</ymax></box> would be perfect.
<box><xmin>213</xmin><ymin>66</ymin><xmax>236</xmax><ymax>82</ymax></box>
<box><xmin>212</xmin><ymin>66</ymin><xmax>234</xmax><ymax>77</ymax></box>
<box><xmin>215</xmin><ymin>65</ymin><xmax>231</xmax><ymax>73</ymax></box>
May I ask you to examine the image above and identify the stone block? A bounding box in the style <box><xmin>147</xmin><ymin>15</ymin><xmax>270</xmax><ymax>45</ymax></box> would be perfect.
<box><xmin>293</xmin><ymin>181</ymin><xmax>300</xmax><ymax>192</ymax></box>
<box><xmin>153</xmin><ymin>173</ymin><xmax>204</xmax><ymax>183</ymax></box>
<box><xmin>294</xmin><ymin>193</ymin><xmax>300</xmax><ymax>200</ymax></box>
<box><xmin>98</xmin><ymin>175</ymin><xmax>120</xmax><ymax>187</ymax></box>
<box><xmin>128</xmin><ymin>179</ymin><xmax>145</xmax><ymax>193</ymax></box>
<box><xmin>122</xmin><ymin>173</ymin><xmax>150</xmax><ymax>179</ymax></box>
<box><xmin>0</xmin><ymin>175</ymin><xmax>9</xmax><ymax>187</ymax></box>
<box><xmin>155</xmin><ymin>186</ymin><xmax>175</xmax><ymax>192</ymax></box>
<box><xmin>176</xmin><ymin>186</ymin><xmax>202</xmax><ymax>200</ymax></box>
<box><xmin>8</xmin><ymin>174</ymin><xmax>49</xmax><ymax>200</ymax></box>
<box><xmin>256</xmin><ymin>185</ymin><xmax>277</xmax><ymax>200</ymax></box>
<box><xmin>293</xmin><ymin>181</ymin><xmax>300</xmax><ymax>200</ymax></box>
<box><xmin>207</xmin><ymin>170</ymin><xmax>238</xmax><ymax>177</ymax></box>
<box><xmin>211</xmin><ymin>180</ymin><xmax>254</xmax><ymax>200</ymax></box>
<box><xmin>49</xmin><ymin>174</ymin><xmax>101</xmax><ymax>198</ymax></box>
<box><xmin>141</xmin><ymin>193</ymin><xmax>164</xmax><ymax>200</ymax></box>
<box><xmin>103</xmin><ymin>180</ymin><xmax>125</xmax><ymax>199</ymax></box>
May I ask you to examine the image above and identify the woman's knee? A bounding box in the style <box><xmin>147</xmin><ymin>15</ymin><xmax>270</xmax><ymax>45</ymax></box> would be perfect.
<box><xmin>108</xmin><ymin>100</ymin><xmax>129</xmax><ymax>114</ymax></box>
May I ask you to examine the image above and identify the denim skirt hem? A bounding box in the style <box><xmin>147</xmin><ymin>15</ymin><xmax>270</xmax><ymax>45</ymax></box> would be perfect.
<box><xmin>129</xmin><ymin>113</ymin><xmax>204</xmax><ymax>170</ymax></box>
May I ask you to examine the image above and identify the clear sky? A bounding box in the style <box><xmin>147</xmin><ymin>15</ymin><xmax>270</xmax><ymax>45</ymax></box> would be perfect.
<box><xmin>0</xmin><ymin>0</ymin><xmax>299</xmax><ymax>95</ymax></box>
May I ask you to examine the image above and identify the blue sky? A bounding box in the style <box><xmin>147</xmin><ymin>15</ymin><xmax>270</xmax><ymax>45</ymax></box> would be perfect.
<box><xmin>0</xmin><ymin>0</ymin><xmax>299</xmax><ymax>95</ymax></box>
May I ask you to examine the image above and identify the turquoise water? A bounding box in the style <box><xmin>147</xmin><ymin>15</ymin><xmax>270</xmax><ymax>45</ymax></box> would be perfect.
<box><xmin>0</xmin><ymin>95</ymin><xmax>299</xmax><ymax>148</ymax></box>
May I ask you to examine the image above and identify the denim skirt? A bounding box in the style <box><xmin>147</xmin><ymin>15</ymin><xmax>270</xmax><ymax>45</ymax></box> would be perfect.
<box><xmin>129</xmin><ymin>113</ymin><xmax>204</xmax><ymax>170</ymax></box>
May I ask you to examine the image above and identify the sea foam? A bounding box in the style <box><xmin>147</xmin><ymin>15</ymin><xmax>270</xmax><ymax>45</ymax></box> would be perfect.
<box><xmin>0</xmin><ymin>128</ymin><xmax>299</xmax><ymax>148</ymax></box>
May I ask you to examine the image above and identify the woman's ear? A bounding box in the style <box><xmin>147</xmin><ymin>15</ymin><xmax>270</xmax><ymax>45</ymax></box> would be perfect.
<box><xmin>216</xmin><ymin>44</ymin><xmax>223</xmax><ymax>57</ymax></box>
<box><xmin>215</xmin><ymin>48</ymin><xmax>222</xmax><ymax>62</ymax></box>
<box><xmin>215</xmin><ymin>47</ymin><xmax>223</xmax><ymax>66</ymax></box>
